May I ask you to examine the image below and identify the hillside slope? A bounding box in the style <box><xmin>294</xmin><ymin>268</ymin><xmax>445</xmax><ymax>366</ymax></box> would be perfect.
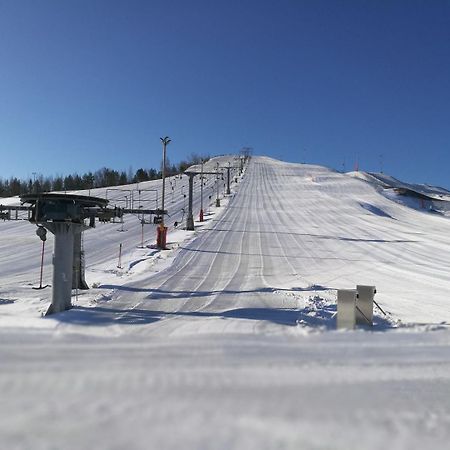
<box><xmin>1</xmin><ymin>156</ymin><xmax>449</xmax><ymax>450</ymax></box>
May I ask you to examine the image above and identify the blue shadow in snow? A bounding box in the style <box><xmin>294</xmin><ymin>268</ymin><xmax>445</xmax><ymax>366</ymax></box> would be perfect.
<box><xmin>54</xmin><ymin>281</ymin><xmax>394</xmax><ymax>331</ymax></box>
<box><xmin>0</xmin><ymin>299</ymin><xmax>15</xmax><ymax>305</ymax></box>
<box><xmin>54</xmin><ymin>303</ymin><xmax>394</xmax><ymax>331</ymax></box>
<box><xmin>191</xmin><ymin>231</ymin><xmax>415</xmax><ymax>244</ymax></box>
<box><xmin>359</xmin><ymin>202</ymin><xmax>395</xmax><ymax>219</ymax></box>
<box><xmin>55</xmin><ymin>305</ymin><xmax>303</xmax><ymax>327</ymax></box>
<box><xmin>97</xmin><ymin>284</ymin><xmax>332</xmax><ymax>299</ymax></box>
<box><xmin>55</xmin><ymin>305</ymin><xmax>161</xmax><ymax>326</ymax></box>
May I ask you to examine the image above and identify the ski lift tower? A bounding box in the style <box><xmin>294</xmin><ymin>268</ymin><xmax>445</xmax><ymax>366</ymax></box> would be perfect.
<box><xmin>2</xmin><ymin>193</ymin><xmax>166</xmax><ymax>316</ymax></box>
<box><xmin>20</xmin><ymin>193</ymin><xmax>109</xmax><ymax>315</ymax></box>
<box><xmin>184</xmin><ymin>167</ymin><xmax>223</xmax><ymax>231</ymax></box>
<box><xmin>218</xmin><ymin>162</ymin><xmax>240</xmax><ymax>195</ymax></box>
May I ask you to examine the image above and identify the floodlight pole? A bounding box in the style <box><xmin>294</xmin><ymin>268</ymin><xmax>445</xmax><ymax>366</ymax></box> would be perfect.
<box><xmin>160</xmin><ymin>136</ymin><xmax>170</xmax><ymax>227</ymax></box>
<box><xmin>158</xmin><ymin>136</ymin><xmax>171</xmax><ymax>249</ymax></box>
<box><xmin>200</xmin><ymin>159</ymin><xmax>204</xmax><ymax>221</ymax></box>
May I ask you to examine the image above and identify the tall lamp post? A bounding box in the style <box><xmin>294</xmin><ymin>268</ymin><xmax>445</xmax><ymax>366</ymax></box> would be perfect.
<box><xmin>199</xmin><ymin>159</ymin><xmax>204</xmax><ymax>221</ymax></box>
<box><xmin>158</xmin><ymin>136</ymin><xmax>171</xmax><ymax>249</ymax></box>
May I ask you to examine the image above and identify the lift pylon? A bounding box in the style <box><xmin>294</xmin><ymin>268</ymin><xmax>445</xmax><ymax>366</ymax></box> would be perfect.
<box><xmin>14</xmin><ymin>193</ymin><xmax>166</xmax><ymax>315</ymax></box>
<box><xmin>184</xmin><ymin>170</ymin><xmax>222</xmax><ymax>231</ymax></box>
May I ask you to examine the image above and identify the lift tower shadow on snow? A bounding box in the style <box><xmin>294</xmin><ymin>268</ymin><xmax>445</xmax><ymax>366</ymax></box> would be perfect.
<box><xmin>3</xmin><ymin>193</ymin><xmax>166</xmax><ymax>316</ymax></box>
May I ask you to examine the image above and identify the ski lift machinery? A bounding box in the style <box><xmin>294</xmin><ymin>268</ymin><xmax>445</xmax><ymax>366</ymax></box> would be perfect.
<box><xmin>1</xmin><ymin>193</ymin><xmax>166</xmax><ymax>315</ymax></box>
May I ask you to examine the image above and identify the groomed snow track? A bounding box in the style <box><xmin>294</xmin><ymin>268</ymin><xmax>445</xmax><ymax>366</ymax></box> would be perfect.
<box><xmin>1</xmin><ymin>156</ymin><xmax>450</xmax><ymax>450</ymax></box>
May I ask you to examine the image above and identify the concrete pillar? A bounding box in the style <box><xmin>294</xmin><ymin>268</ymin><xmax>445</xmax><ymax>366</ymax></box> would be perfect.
<box><xmin>337</xmin><ymin>289</ymin><xmax>357</xmax><ymax>329</ymax></box>
<box><xmin>356</xmin><ymin>285</ymin><xmax>376</xmax><ymax>326</ymax></box>
<box><xmin>45</xmin><ymin>222</ymin><xmax>76</xmax><ymax>315</ymax></box>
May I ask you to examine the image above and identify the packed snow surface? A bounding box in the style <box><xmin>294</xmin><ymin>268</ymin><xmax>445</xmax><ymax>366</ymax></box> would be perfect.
<box><xmin>1</xmin><ymin>156</ymin><xmax>450</xmax><ymax>449</ymax></box>
<box><xmin>350</xmin><ymin>170</ymin><xmax>450</xmax><ymax>200</ymax></box>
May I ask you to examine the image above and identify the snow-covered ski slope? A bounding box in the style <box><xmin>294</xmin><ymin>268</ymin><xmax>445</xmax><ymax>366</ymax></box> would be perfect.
<box><xmin>1</xmin><ymin>156</ymin><xmax>450</xmax><ymax>450</ymax></box>
<box><xmin>0</xmin><ymin>155</ymin><xmax>236</xmax><ymax>322</ymax></box>
<box><xmin>350</xmin><ymin>170</ymin><xmax>450</xmax><ymax>200</ymax></box>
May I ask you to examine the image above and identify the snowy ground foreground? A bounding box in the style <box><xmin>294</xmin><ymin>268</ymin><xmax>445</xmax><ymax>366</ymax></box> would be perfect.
<box><xmin>1</xmin><ymin>156</ymin><xmax>450</xmax><ymax>449</ymax></box>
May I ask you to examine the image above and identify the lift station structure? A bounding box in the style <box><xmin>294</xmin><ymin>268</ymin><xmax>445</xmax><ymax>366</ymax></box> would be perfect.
<box><xmin>1</xmin><ymin>193</ymin><xmax>165</xmax><ymax>315</ymax></box>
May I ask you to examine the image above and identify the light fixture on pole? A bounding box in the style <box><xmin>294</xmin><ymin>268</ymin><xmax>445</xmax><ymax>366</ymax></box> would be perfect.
<box><xmin>200</xmin><ymin>159</ymin><xmax>204</xmax><ymax>221</ymax></box>
<box><xmin>158</xmin><ymin>136</ymin><xmax>171</xmax><ymax>249</ymax></box>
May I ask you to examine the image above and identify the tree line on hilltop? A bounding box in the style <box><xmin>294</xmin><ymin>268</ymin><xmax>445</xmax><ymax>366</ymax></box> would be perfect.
<box><xmin>0</xmin><ymin>153</ymin><xmax>209</xmax><ymax>198</ymax></box>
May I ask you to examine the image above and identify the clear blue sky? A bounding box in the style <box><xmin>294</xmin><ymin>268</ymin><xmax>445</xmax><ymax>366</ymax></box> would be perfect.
<box><xmin>1</xmin><ymin>0</ymin><xmax>449</xmax><ymax>187</ymax></box>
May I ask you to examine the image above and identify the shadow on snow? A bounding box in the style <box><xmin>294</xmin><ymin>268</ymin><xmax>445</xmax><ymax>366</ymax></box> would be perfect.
<box><xmin>55</xmin><ymin>283</ymin><xmax>393</xmax><ymax>331</ymax></box>
<box><xmin>56</xmin><ymin>304</ymin><xmax>393</xmax><ymax>331</ymax></box>
<box><xmin>204</xmin><ymin>228</ymin><xmax>415</xmax><ymax>244</ymax></box>
<box><xmin>0</xmin><ymin>298</ymin><xmax>15</xmax><ymax>305</ymax></box>
<box><xmin>96</xmin><ymin>284</ymin><xmax>332</xmax><ymax>298</ymax></box>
